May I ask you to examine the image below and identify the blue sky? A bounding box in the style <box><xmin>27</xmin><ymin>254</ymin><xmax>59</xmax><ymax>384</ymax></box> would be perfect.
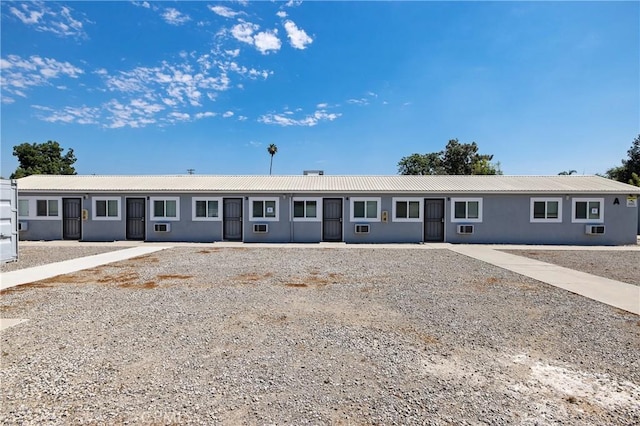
<box><xmin>1</xmin><ymin>1</ymin><xmax>638</xmax><ymax>177</ymax></box>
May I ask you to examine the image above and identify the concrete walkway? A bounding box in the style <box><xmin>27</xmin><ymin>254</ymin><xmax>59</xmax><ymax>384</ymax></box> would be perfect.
<box><xmin>1</xmin><ymin>246</ymin><xmax>171</xmax><ymax>291</ymax></box>
<box><xmin>449</xmin><ymin>245</ymin><xmax>640</xmax><ymax>315</ymax></box>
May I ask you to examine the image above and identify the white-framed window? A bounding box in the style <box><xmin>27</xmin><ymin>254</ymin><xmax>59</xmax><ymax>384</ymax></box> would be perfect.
<box><xmin>350</xmin><ymin>197</ymin><xmax>381</xmax><ymax>222</ymax></box>
<box><xmin>451</xmin><ymin>198</ymin><xmax>482</xmax><ymax>223</ymax></box>
<box><xmin>392</xmin><ymin>198</ymin><xmax>423</xmax><ymax>222</ymax></box>
<box><xmin>292</xmin><ymin>197</ymin><xmax>322</xmax><ymax>222</ymax></box>
<box><xmin>192</xmin><ymin>197</ymin><xmax>222</xmax><ymax>221</ymax></box>
<box><xmin>530</xmin><ymin>197</ymin><xmax>562</xmax><ymax>223</ymax></box>
<box><xmin>572</xmin><ymin>198</ymin><xmax>604</xmax><ymax>223</ymax></box>
<box><xmin>18</xmin><ymin>199</ymin><xmax>29</xmax><ymax>217</ymax></box>
<box><xmin>92</xmin><ymin>197</ymin><xmax>121</xmax><ymax>220</ymax></box>
<box><xmin>17</xmin><ymin>197</ymin><xmax>62</xmax><ymax>220</ymax></box>
<box><xmin>250</xmin><ymin>197</ymin><xmax>279</xmax><ymax>221</ymax></box>
<box><xmin>150</xmin><ymin>197</ymin><xmax>180</xmax><ymax>221</ymax></box>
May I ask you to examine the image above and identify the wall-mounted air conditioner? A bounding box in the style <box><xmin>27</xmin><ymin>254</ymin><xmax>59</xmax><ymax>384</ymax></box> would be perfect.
<box><xmin>253</xmin><ymin>224</ymin><xmax>268</xmax><ymax>233</ymax></box>
<box><xmin>457</xmin><ymin>225</ymin><xmax>474</xmax><ymax>234</ymax></box>
<box><xmin>154</xmin><ymin>223</ymin><xmax>171</xmax><ymax>232</ymax></box>
<box><xmin>18</xmin><ymin>221</ymin><xmax>28</xmax><ymax>231</ymax></box>
<box><xmin>585</xmin><ymin>225</ymin><xmax>605</xmax><ymax>235</ymax></box>
<box><xmin>355</xmin><ymin>224</ymin><xmax>370</xmax><ymax>234</ymax></box>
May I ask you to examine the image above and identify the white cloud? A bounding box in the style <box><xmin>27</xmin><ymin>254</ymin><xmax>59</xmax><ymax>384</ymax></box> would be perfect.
<box><xmin>162</xmin><ymin>8</ymin><xmax>191</xmax><ymax>25</ymax></box>
<box><xmin>104</xmin><ymin>99</ymin><xmax>162</xmax><ymax>128</ymax></box>
<box><xmin>316</xmin><ymin>103</ymin><xmax>328</xmax><ymax>108</ymax></box>
<box><xmin>276</xmin><ymin>11</ymin><xmax>288</xmax><ymax>18</ymax></box>
<box><xmin>231</xmin><ymin>21</ymin><xmax>259</xmax><ymax>44</ymax></box>
<box><xmin>258</xmin><ymin>109</ymin><xmax>341</xmax><ymax>127</ymax></box>
<box><xmin>225</xmin><ymin>49</ymin><xmax>240</xmax><ymax>58</ymax></box>
<box><xmin>254</xmin><ymin>30</ymin><xmax>282</xmax><ymax>54</ymax></box>
<box><xmin>0</xmin><ymin>54</ymin><xmax>83</xmax><ymax>97</ymax></box>
<box><xmin>132</xmin><ymin>1</ymin><xmax>150</xmax><ymax>8</ymax></box>
<box><xmin>9</xmin><ymin>2</ymin><xmax>89</xmax><ymax>38</ymax></box>
<box><xmin>209</xmin><ymin>5</ymin><xmax>244</xmax><ymax>18</ymax></box>
<box><xmin>347</xmin><ymin>98</ymin><xmax>369</xmax><ymax>106</ymax></box>
<box><xmin>231</xmin><ymin>21</ymin><xmax>281</xmax><ymax>54</ymax></box>
<box><xmin>237</xmin><ymin>115</ymin><xmax>248</xmax><ymax>121</ymax></box>
<box><xmin>195</xmin><ymin>111</ymin><xmax>217</xmax><ymax>119</ymax></box>
<box><xmin>168</xmin><ymin>112</ymin><xmax>190</xmax><ymax>121</ymax></box>
<box><xmin>222</xmin><ymin>111</ymin><xmax>234</xmax><ymax>118</ymax></box>
<box><xmin>283</xmin><ymin>20</ymin><xmax>313</xmax><ymax>50</ymax></box>
<box><xmin>285</xmin><ymin>0</ymin><xmax>303</xmax><ymax>7</ymax></box>
<box><xmin>34</xmin><ymin>104</ymin><xmax>100</xmax><ymax>125</ymax></box>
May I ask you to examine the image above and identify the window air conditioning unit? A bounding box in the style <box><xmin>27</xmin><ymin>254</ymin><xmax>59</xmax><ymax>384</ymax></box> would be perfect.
<box><xmin>18</xmin><ymin>221</ymin><xmax>28</xmax><ymax>231</ymax></box>
<box><xmin>355</xmin><ymin>224</ymin><xmax>370</xmax><ymax>234</ymax></box>
<box><xmin>253</xmin><ymin>224</ymin><xmax>268</xmax><ymax>233</ymax></box>
<box><xmin>154</xmin><ymin>223</ymin><xmax>171</xmax><ymax>232</ymax></box>
<box><xmin>457</xmin><ymin>225</ymin><xmax>474</xmax><ymax>234</ymax></box>
<box><xmin>585</xmin><ymin>225</ymin><xmax>605</xmax><ymax>235</ymax></box>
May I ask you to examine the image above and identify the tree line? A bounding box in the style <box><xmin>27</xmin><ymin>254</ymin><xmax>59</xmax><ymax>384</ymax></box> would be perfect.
<box><xmin>7</xmin><ymin>135</ymin><xmax>640</xmax><ymax>188</ymax></box>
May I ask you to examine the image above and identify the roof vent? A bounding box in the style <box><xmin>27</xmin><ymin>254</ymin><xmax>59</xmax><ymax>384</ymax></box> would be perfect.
<box><xmin>303</xmin><ymin>170</ymin><xmax>324</xmax><ymax>175</ymax></box>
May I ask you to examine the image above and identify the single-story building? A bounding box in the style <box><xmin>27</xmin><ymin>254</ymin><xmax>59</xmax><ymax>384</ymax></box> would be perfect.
<box><xmin>15</xmin><ymin>174</ymin><xmax>640</xmax><ymax>245</ymax></box>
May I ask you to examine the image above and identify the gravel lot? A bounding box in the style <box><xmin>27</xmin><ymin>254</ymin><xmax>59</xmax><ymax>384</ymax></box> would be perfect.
<box><xmin>1</xmin><ymin>247</ymin><xmax>639</xmax><ymax>425</ymax></box>
<box><xmin>501</xmin><ymin>250</ymin><xmax>640</xmax><ymax>286</ymax></box>
<box><xmin>0</xmin><ymin>246</ymin><xmax>127</xmax><ymax>272</ymax></box>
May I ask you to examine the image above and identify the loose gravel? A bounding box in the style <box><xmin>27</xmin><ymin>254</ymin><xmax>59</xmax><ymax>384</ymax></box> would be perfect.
<box><xmin>1</xmin><ymin>246</ymin><xmax>127</xmax><ymax>273</ymax></box>
<box><xmin>1</xmin><ymin>247</ymin><xmax>639</xmax><ymax>425</ymax></box>
<box><xmin>502</xmin><ymin>250</ymin><xmax>640</xmax><ymax>286</ymax></box>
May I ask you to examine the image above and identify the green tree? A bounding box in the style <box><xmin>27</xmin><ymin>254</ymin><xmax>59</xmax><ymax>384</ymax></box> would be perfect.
<box><xmin>10</xmin><ymin>141</ymin><xmax>77</xmax><ymax>179</ymax></box>
<box><xmin>605</xmin><ymin>134</ymin><xmax>640</xmax><ymax>186</ymax></box>
<box><xmin>558</xmin><ymin>170</ymin><xmax>577</xmax><ymax>175</ymax></box>
<box><xmin>397</xmin><ymin>152</ymin><xmax>443</xmax><ymax>175</ymax></box>
<box><xmin>398</xmin><ymin>139</ymin><xmax>501</xmax><ymax>175</ymax></box>
<box><xmin>267</xmin><ymin>143</ymin><xmax>278</xmax><ymax>175</ymax></box>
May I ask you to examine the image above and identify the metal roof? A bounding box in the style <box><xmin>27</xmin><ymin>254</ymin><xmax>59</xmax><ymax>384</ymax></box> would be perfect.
<box><xmin>15</xmin><ymin>174</ymin><xmax>640</xmax><ymax>194</ymax></box>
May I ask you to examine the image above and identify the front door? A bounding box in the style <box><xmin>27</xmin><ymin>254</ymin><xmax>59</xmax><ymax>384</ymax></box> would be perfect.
<box><xmin>424</xmin><ymin>198</ymin><xmax>445</xmax><ymax>242</ymax></box>
<box><xmin>62</xmin><ymin>198</ymin><xmax>82</xmax><ymax>240</ymax></box>
<box><xmin>223</xmin><ymin>198</ymin><xmax>243</xmax><ymax>241</ymax></box>
<box><xmin>126</xmin><ymin>198</ymin><xmax>145</xmax><ymax>240</ymax></box>
<box><xmin>322</xmin><ymin>198</ymin><xmax>343</xmax><ymax>242</ymax></box>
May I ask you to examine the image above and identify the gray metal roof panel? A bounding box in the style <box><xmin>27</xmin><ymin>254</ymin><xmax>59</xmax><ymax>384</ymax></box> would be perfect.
<box><xmin>15</xmin><ymin>174</ymin><xmax>640</xmax><ymax>194</ymax></box>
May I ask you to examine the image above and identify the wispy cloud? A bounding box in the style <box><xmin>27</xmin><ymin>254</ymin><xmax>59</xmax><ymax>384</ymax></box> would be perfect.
<box><xmin>8</xmin><ymin>2</ymin><xmax>89</xmax><ymax>38</ymax></box>
<box><xmin>259</xmin><ymin>108</ymin><xmax>341</xmax><ymax>127</ymax></box>
<box><xmin>222</xmin><ymin>111</ymin><xmax>234</xmax><ymax>118</ymax></box>
<box><xmin>33</xmin><ymin>104</ymin><xmax>100</xmax><ymax>125</ymax></box>
<box><xmin>283</xmin><ymin>20</ymin><xmax>313</xmax><ymax>50</ymax></box>
<box><xmin>276</xmin><ymin>11</ymin><xmax>288</xmax><ymax>18</ymax></box>
<box><xmin>209</xmin><ymin>5</ymin><xmax>244</xmax><ymax>19</ymax></box>
<box><xmin>162</xmin><ymin>8</ymin><xmax>191</xmax><ymax>26</ymax></box>
<box><xmin>0</xmin><ymin>54</ymin><xmax>84</xmax><ymax>97</ymax></box>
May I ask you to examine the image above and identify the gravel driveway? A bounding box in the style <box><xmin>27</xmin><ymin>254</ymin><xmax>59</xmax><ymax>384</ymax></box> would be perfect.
<box><xmin>501</xmin><ymin>250</ymin><xmax>640</xmax><ymax>285</ymax></box>
<box><xmin>1</xmin><ymin>247</ymin><xmax>639</xmax><ymax>425</ymax></box>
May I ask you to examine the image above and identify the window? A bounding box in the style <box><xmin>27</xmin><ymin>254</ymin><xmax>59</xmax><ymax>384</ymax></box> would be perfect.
<box><xmin>249</xmin><ymin>197</ymin><xmax>279</xmax><ymax>221</ymax></box>
<box><xmin>350</xmin><ymin>197</ymin><xmax>381</xmax><ymax>222</ymax></box>
<box><xmin>530</xmin><ymin>198</ymin><xmax>562</xmax><ymax>223</ymax></box>
<box><xmin>36</xmin><ymin>199</ymin><xmax>59</xmax><ymax>217</ymax></box>
<box><xmin>150</xmin><ymin>197</ymin><xmax>180</xmax><ymax>221</ymax></box>
<box><xmin>92</xmin><ymin>197</ymin><xmax>121</xmax><ymax>220</ymax></box>
<box><xmin>392</xmin><ymin>198</ymin><xmax>422</xmax><ymax>222</ymax></box>
<box><xmin>292</xmin><ymin>198</ymin><xmax>322</xmax><ymax>221</ymax></box>
<box><xmin>572</xmin><ymin>198</ymin><xmax>604</xmax><ymax>223</ymax></box>
<box><xmin>15</xmin><ymin>197</ymin><xmax>60</xmax><ymax>220</ymax></box>
<box><xmin>18</xmin><ymin>199</ymin><xmax>29</xmax><ymax>217</ymax></box>
<box><xmin>451</xmin><ymin>198</ymin><xmax>482</xmax><ymax>222</ymax></box>
<box><xmin>192</xmin><ymin>197</ymin><xmax>221</xmax><ymax>221</ymax></box>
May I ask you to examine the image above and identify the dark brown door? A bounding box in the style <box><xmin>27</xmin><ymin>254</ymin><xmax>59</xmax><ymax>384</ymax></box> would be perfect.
<box><xmin>322</xmin><ymin>198</ymin><xmax>343</xmax><ymax>242</ymax></box>
<box><xmin>62</xmin><ymin>198</ymin><xmax>82</xmax><ymax>240</ymax></box>
<box><xmin>126</xmin><ymin>198</ymin><xmax>145</xmax><ymax>240</ymax></box>
<box><xmin>424</xmin><ymin>198</ymin><xmax>445</xmax><ymax>242</ymax></box>
<box><xmin>223</xmin><ymin>198</ymin><xmax>243</xmax><ymax>241</ymax></box>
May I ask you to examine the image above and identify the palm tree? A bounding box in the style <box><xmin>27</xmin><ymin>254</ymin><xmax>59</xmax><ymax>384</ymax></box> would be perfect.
<box><xmin>267</xmin><ymin>144</ymin><xmax>278</xmax><ymax>175</ymax></box>
<box><xmin>558</xmin><ymin>170</ymin><xmax>577</xmax><ymax>175</ymax></box>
